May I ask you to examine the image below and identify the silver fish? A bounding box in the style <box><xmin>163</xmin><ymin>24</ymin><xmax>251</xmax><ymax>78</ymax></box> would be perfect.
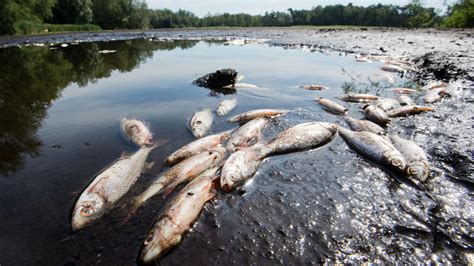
<box><xmin>216</xmin><ymin>98</ymin><xmax>237</xmax><ymax>116</ymax></box>
<box><xmin>338</xmin><ymin>93</ymin><xmax>379</xmax><ymax>103</ymax></box>
<box><xmin>223</xmin><ymin>83</ymin><xmax>259</xmax><ymax>89</ymax></box>
<box><xmin>71</xmin><ymin>142</ymin><xmax>164</xmax><ymax>230</ymax></box>
<box><xmin>380</xmin><ymin>64</ymin><xmax>405</xmax><ymax>73</ymax></box>
<box><xmin>228</xmin><ymin>109</ymin><xmax>288</xmax><ymax>123</ymax></box>
<box><xmin>189</xmin><ymin>108</ymin><xmax>213</xmax><ymax>138</ymax></box>
<box><xmin>345</xmin><ymin>117</ymin><xmax>385</xmax><ymax>135</ymax></box>
<box><xmin>139</xmin><ymin>168</ymin><xmax>218</xmax><ymax>264</ymax></box>
<box><xmin>316</xmin><ymin>98</ymin><xmax>348</xmax><ymax>115</ymax></box>
<box><xmin>120</xmin><ymin>118</ymin><xmax>153</xmax><ymax>147</ymax></box>
<box><xmin>398</xmin><ymin>95</ymin><xmax>414</xmax><ymax>106</ymax></box>
<box><xmin>221</xmin><ymin>147</ymin><xmax>262</xmax><ymax>192</ymax></box>
<box><xmin>165</xmin><ymin>130</ymin><xmax>231</xmax><ymax>165</ymax></box>
<box><xmin>423</xmin><ymin>88</ymin><xmax>446</xmax><ymax>103</ymax></box>
<box><xmin>131</xmin><ymin>148</ymin><xmax>225</xmax><ymax>212</ymax></box>
<box><xmin>300</xmin><ymin>84</ymin><xmax>329</xmax><ymax>90</ymax></box>
<box><xmin>387</xmin><ymin>106</ymin><xmax>434</xmax><ymax>117</ymax></box>
<box><xmin>377</xmin><ymin>98</ymin><xmax>401</xmax><ymax>111</ymax></box>
<box><xmin>338</xmin><ymin>127</ymin><xmax>406</xmax><ymax>172</ymax></box>
<box><xmin>226</xmin><ymin>118</ymin><xmax>267</xmax><ymax>152</ymax></box>
<box><xmin>258</xmin><ymin>122</ymin><xmax>337</xmax><ymax>158</ymax></box>
<box><xmin>390</xmin><ymin>135</ymin><xmax>430</xmax><ymax>182</ymax></box>
<box><xmin>387</xmin><ymin>88</ymin><xmax>416</xmax><ymax>94</ymax></box>
<box><xmin>362</xmin><ymin>105</ymin><xmax>390</xmax><ymax>126</ymax></box>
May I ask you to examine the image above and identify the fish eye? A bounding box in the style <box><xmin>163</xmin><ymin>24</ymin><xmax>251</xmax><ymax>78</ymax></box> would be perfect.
<box><xmin>391</xmin><ymin>158</ymin><xmax>403</xmax><ymax>167</ymax></box>
<box><xmin>144</xmin><ymin>233</ymin><xmax>154</xmax><ymax>245</ymax></box>
<box><xmin>80</xmin><ymin>205</ymin><xmax>95</xmax><ymax>217</ymax></box>
<box><xmin>230</xmin><ymin>173</ymin><xmax>239</xmax><ymax>182</ymax></box>
<box><xmin>408</xmin><ymin>167</ymin><xmax>419</xmax><ymax>175</ymax></box>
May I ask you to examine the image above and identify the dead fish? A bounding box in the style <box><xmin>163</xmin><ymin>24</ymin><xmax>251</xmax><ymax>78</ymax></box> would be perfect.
<box><xmin>220</xmin><ymin>147</ymin><xmax>262</xmax><ymax>192</ymax></box>
<box><xmin>165</xmin><ymin>130</ymin><xmax>231</xmax><ymax>165</ymax></box>
<box><xmin>121</xmin><ymin>118</ymin><xmax>153</xmax><ymax>147</ymax></box>
<box><xmin>355</xmin><ymin>55</ymin><xmax>372</xmax><ymax>62</ymax></box>
<box><xmin>338</xmin><ymin>127</ymin><xmax>406</xmax><ymax>172</ymax></box>
<box><xmin>258</xmin><ymin>122</ymin><xmax>338</xmax><ymax>158</ymax></box>
<box><xmin>71</xmin><ymin>142</ymin><xmax>166</xmax><ymax>230</ymax></box>
<box><xmin>381</xmin><ymin>64</ymin><xmax>405</xmax><ymax>73</ymax></box>
<box><xmin>226</xmin><ymin>118</ymin><xmax>267</xmax><ymax>152</ymax></box>
<box><xmin>300</xmin><ymin>84</ymin><xmax>329</xmax><ymax>90</ymax></box>
<box><xmin>190</xmin><ymin>109</ymin><xmax>213</xmax><ymax>138</ymax></box>
<box><xmin>423</xmin><ymin>88</ymin><xmax>446</xmax><ymax>103</ymax></box>
<box><xmin>424</xmin><ymin>81</ymin><xmax>447</xmax><ymax>90</ymax></box>
<box><xmin>216</xmin><ymin>99</ymin><xmax>237</xmax><ymax>116</ymax></box>
<box><xmin>316</xmin><ymin>98</ymin><xmax>348</xmax><ymax>115</ymax></box>
<box><xmin>387</xmin><ymin>88</ymin><xmax>416</xmax><ymax>94</ymax></box>
<box><xmin>398</xmin><ymin>95</ymin><xmax>414</xmax><ymax>106</ymax></box>
<box><xmin>228</xmin><ymin>109</ymin><xmax>288</xmax><ymax>123</ymax></box>
<box><xmin>338</xmin><ymin>93</ymin><xmax>379</xmax><ymax>103</ymax></box>
<box><xmin>387</xmin><ymin>106</ymin><xmax>434</xmax><ymax>117</ymax></box>
<box><xmin>377</xmin><ymin>98</ymin><xmax>401</xmax><ymax>111</ymax></box>
<box><xmin>130</xmin><ymin>147</ymin><xmax>225</xmax><ymax>213</ymax></box>
<box><xmin>362</xmin><ymin>105</ymin><xmax>390</xmax><ymax>126</ymax></box>
<box><xmin>223</xmin><ymin>83</ymin><xmax>259</xmax><ymax>89</ymax></box>
<box><xmin>390</xmin><ymin>135</ymin><xmax>430</xmax><ymax>182</ymax></box>
<box><xmin>139</xmin><ymin>168</ymin><xmax>218</xmax><ymax>264</ymax></box>
<box><xmin>345</xmin><ymin>117</ymin><xmax>385</xmax><ymax>135</ymax></box>
<box><xmin>99</xmin><ymin>50</ymin><xmax>117</xmax><ymax>54</ymax></box>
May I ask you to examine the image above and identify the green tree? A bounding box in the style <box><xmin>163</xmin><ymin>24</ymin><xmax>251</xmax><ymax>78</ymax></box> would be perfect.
<box><xmin>443</xmin><ymin>0</ymin><xmax>474</xmax><ymax>27</ymax></box>
<box><xmin>404</xmin><ymin>0</ymin><xmax>438</xmax><ymax>27</ymax></box>
<box><xmin>52</xmin><ymin>0</ymin><xmax>93</xmax><ymax>24</ymax></box>
<box><xmin>0</xmin><ymin>0</ymin><xmax>57</xmax><ymax>34</ymax></box>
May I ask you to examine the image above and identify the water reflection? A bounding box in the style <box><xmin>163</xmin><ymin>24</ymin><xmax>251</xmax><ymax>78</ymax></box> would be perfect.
<box><xmin>0</xmin><ymin>40</ymin><xmax>198</xmax><ymax>175</ymax></box>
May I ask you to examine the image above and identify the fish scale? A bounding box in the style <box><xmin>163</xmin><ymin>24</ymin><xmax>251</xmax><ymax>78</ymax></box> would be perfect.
<box><xmin>259</xmin><ymin>122</ymin><xmax>338</xmax><ymax>158</ymax></box>
<box><xmin>71</xmin><ymin>145</ymin><xmax>156</xmax><ymax>230</ymax></box>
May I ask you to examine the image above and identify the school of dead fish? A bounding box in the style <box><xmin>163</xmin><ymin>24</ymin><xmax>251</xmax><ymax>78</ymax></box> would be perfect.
<box><xmin>71</xmin><ymin>55</ymin><xmax>450</xmax><ymax>264</ymax></box>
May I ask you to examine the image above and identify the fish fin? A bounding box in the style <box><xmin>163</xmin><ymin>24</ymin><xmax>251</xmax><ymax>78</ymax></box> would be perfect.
<box><xmin>144</xmin><ymin>162</ymin><xmax>155</xmax><ymax>172</ymax></box>
<box><xmin>119</xmin><ymin>151</ymin><xmax>129</xmax><ymax>159</ymax></box>
<box><xmin>148</xmin><ymin>138</ymin><xmax>171</xmax><ymax>149</ymax></box>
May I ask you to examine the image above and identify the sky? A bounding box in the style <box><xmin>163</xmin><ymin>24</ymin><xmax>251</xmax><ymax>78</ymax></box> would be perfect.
<box><xmin>146</xmin><ymin>0</ymin><xmax>456</xmax><ymax>16</ymax></box>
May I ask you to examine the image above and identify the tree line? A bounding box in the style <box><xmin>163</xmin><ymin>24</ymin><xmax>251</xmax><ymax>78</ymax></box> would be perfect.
<box><xmin>0</xmin><ymin>0</ymin><xmax>472</xmax><ymax>35</ymax></box>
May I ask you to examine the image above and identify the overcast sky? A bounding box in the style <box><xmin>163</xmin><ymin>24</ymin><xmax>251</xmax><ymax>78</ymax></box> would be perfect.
<box><xmin>146</xmin><ymin>0</ymin><xmax>455</xmax><ymax>16</ymax></box>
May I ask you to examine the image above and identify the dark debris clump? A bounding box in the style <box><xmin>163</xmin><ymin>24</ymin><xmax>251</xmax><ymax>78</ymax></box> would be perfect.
<box><xmin>194</xmin><ymin>68</ymin><xmax>238</xmax><ymax>89</ymax></box>
<box><xmin>414</xmin><ymin>52</ymin><xmax>469</xmax><ymax>84</ymax></box>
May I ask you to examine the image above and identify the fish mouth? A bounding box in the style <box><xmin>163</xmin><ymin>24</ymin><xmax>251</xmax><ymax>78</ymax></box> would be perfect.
<box><xmin>220</xmin><ymin>176</ymin><xmax>235</xmax><ymax>192</ymax></box>
<box><xmin>221</xmin><ymin>183</ymin><xmax>233</xmax><ymax>192</ymax></box>
<box><xmin>139</xmin><ymin>245</ymin><xmax>160</xmax><ymax>265</ymax></box>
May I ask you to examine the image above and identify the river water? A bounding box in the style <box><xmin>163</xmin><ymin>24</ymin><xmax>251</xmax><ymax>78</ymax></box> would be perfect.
<box><xmin>0</xmin><ymin>39</ymin><xmax>472</xmax><ymax>265</ymax></box>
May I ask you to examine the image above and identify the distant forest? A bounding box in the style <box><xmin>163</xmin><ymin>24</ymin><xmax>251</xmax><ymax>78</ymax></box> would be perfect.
<box><xmin>0</xmin><ymin>0</ymin><xmax>473</xmax><ymax>35</ymax></box>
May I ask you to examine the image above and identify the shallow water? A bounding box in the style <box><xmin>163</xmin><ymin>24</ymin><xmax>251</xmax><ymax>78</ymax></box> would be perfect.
<box><xmin>0</xmin><ymin>39</ymin><xmax>472</xmax><ymax>265</ymax></box>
